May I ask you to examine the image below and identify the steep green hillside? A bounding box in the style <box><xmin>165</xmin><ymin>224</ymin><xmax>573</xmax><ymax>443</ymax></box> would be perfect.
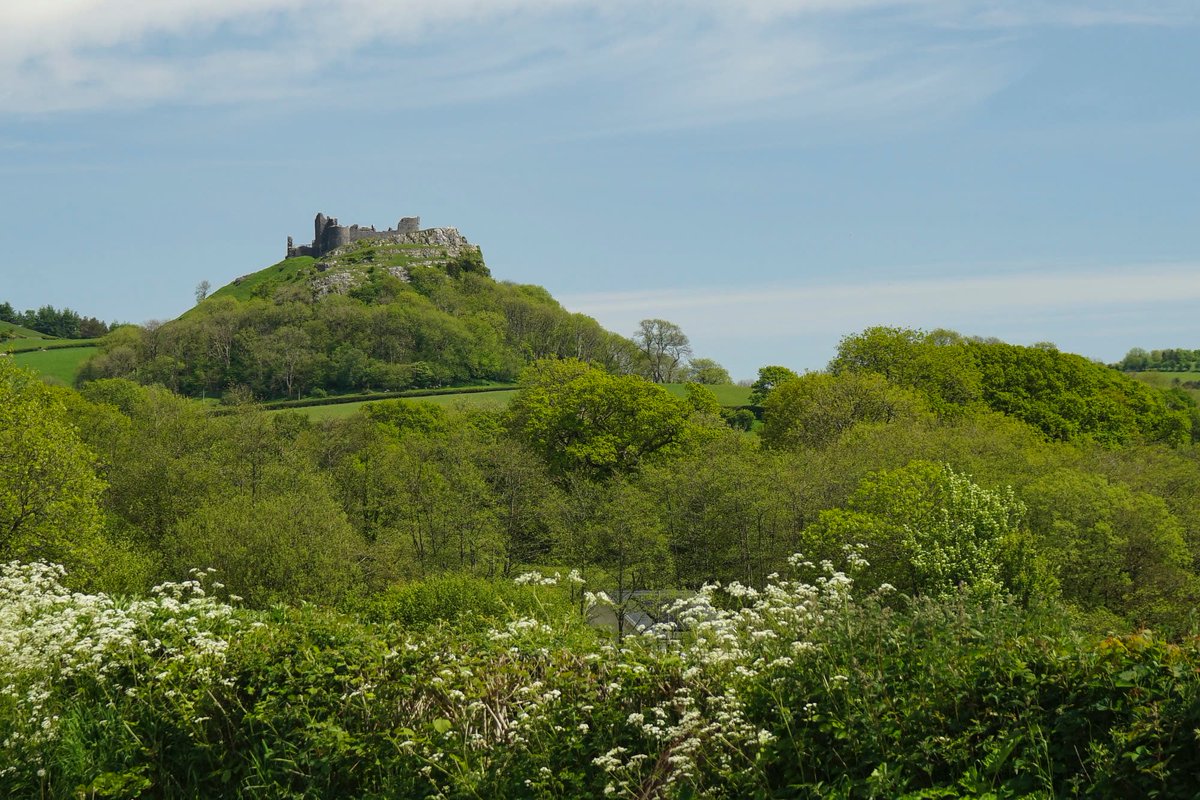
<box><xmin>208</xmin><ymin>255</ymin><xmax>317</xmax><ymax>302</ymax></box>
<box><xmin>0</xmin><ymin>321</ymin><xmax>55</xmax><ymax>341</ymax></box>
<box><xmin>207</xmin><ymin>229</ymin><xmax>485</xmax><ymax>304</ymax></box>
<box><xmin>80</xmin><ymin>230</ymin><xmax>637</xmax><ymax>400</ymax></box>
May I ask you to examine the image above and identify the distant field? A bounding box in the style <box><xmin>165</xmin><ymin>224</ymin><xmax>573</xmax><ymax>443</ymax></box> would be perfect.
<box><xmin>662</xmin><ymin>383</ymin><xmax>753</xmax><ymax>405</ymax></box>
<box><xmin>277</xmin><ymin>383</ymin><xmax>751</xmax><ymax>420</ymax></box>
<box><xmin>2</xmin><ymin>336</ymin><xmax>100</xmax><ymax>354</ymax></box>
<box><xmin>12</xmin><ymin>346</ymin><xmax>98</xmax><ymax>384</ymax></box>
<box><xmin>1127</xmin><ymin>370</ymin><xmax>1200</xmax><ymax>402</ymax></box>
<box><xmin>280</xmin><ymin>389</ymin><xmax>520</xmax><ymax>420</ymax></box>
<box><xmin>0</xmin><ymin>321</ymin><xmax>54</xmax><ymax>340</ymax></box>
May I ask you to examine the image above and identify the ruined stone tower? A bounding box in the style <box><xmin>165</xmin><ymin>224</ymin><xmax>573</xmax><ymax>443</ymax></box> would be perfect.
<box><xmin>287</xmin><ymin>212</ymin><xmax>422</xmax><ymax>259</ymax></box>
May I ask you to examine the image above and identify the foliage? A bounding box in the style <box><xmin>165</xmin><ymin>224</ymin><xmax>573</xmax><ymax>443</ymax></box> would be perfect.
<box><xmin>682</xmin><ymin>357</ymin><xmax>731</xmax><ymax>385</ymax></box>
<box><xmin>79</xmin><ymin>254</ymin><xmax>630</xmax><ymax>400</ymax></box>
<box><xmin>968</xmin><ymin>339</ymin><xmax>1192</xmax><ymax>446</ymax></box>
<box><xmin>804</xmin><ymin>461</ymin><xmax>1036</xmax><ymax>600</ymax></box>
<box><xmin>634</xmin><ymin>319</ymin><xmax>692</xmax><ymax>383</ymax></box>
<box><xmin>1117</xmin><ymin>346</ymin><xmax>1200</xmax><ymax>372</ymax></box>
<box><xmin>761</xmin><ymin>370</ymin><xmax>930</xmax><ymax>450</ymax></box>
<box><xmin>509</xmin><ymin>359</ymin><xmax>693</xmax><ymax>477</ymax></box>
<box><xmin>1023</xmin><ymin>468</ymin><xmax>1194</xmax><ymax>626</ymax></box>
<box><xmin>167</xmin><ymin>483</ymin><xmax>366</xmax><ymax>607</ymax></box>
<box><xmin>829</xmin><ymin>326</ymin><xmax>980</xmax><ymax>412</ymax></box>
<box><xmin>8</xmin><ymin>560</ymin><xmax>1200</xmax><ymax>798</ymax></box>
<box><xmin>828</xmin><ymin>326</ymin><xmax>1192</xmax><ymax>445</ymax></box>
<box><xmin>9</xmin><ymin>322</ymin><xmax>1200</xmax><ymax>796</ymax></box>
<box><xmin>0</xmin><ymin>360</ymin><xmax>105</xmax><ymax>567</ymax></box>
<box><xmin>748</xmin><ymin>364</ymin><xmax>799</xmax><ymax>406</ymax></box>
<box><xmin>0</xmin><ymin>300</ymin><xmax>112</xmax><ymax>339</ymax></box>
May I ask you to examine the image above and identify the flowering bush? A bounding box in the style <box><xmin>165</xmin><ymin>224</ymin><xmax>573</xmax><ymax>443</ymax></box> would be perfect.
<box><xmin>0</xmin><ymin>561</ymin><xmax>240</xmax><ymax>792</ymax></box>
<box><xmin>4</xmin><ymin>557</ymin><xmax>1200</xmax><ymax>798</ymax></box>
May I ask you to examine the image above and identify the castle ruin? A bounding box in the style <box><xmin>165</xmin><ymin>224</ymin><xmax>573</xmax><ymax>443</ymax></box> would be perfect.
<box><xmin>287</xmin><ymin>212</ymin><xmax>422</xmax><ymax>259</ymax></box>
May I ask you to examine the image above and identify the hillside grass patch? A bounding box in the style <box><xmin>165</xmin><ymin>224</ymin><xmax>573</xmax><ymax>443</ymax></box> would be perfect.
<box><xmin>11</xmin><ymin>346</ymin><xmax>99</xmax><ymax>384</ymax></box>
<box><xmin>277</xmin><ymin>384</ymin><xmax>751</xmax><ymax>420</ymax></box>
<box><xmin>290</xmin><ymin>389</ymin><xmax>520</xmax><ymax>420</ymax></box>
<box><xmin>208</xmin><ymin>255</ymin><xmax>317</xmax><ymax>302</ymax></box>
<box><xmin>663</xmin><ymin>383</ymin><xmax>752</xmax><ymax>406</ymax></box>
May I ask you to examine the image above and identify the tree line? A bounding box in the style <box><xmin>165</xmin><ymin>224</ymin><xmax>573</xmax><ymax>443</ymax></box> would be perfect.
<box><xmin>0</xmin><ymin>300</ymin><xmax>115</xmax><ymax>339</ymax></box>
<box><xmin>1117</xmin><ymin>346</ymin><xmax>1200</xmax><ymax>372</ymax></box>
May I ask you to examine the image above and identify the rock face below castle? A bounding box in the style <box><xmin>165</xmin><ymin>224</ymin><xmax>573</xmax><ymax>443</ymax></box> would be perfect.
<box><xmin>287</xmin><ymin>212</ymin><xmax>423</xmax><ymax>259</ymax></box>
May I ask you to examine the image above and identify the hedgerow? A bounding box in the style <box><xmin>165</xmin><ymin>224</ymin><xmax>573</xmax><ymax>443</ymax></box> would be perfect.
<box><xmin>3</xmin><ymin>559</ymin><xmax>1200</xmax><ymax>798</ymax></box>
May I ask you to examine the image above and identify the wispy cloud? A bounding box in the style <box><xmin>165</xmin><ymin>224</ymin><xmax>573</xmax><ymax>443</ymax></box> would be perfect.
<box><xmin>561</xmin><ymin>263</ymin><xmax>1200</xmax><ymax>369</ymax></box>
<box><xmin>1</xmin><ymin>1</ymin><xmax>1192</xmax><ymax>121</ymax></box>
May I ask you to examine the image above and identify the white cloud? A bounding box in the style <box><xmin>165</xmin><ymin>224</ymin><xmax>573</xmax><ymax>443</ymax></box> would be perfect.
<box><xmin>561</xmin><ymin>262</ymin><xmax>1200</xmax><ymax>355</ymax></box>
<box><xmin>1</xmin><ymin>0</ymin><xmax>1191</xmax><ymax>118</ymax></box>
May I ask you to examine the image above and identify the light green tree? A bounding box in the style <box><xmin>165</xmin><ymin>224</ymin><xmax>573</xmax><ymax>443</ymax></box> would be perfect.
<box><xmin>0</xmin><ymin>360</ymin><xmax>106</xmax><ymax>566</ymax></box>
<box><xmin>1023</xmin><ymin>469</ymin><xmax>1193</xmax><ymax>625</ymax></box>
<box><xmin>748</xmin><ymin>365</ymin><xmax>799</xmax><ymax>406</ymax></box>
<box><xmin>634</xmin><ymin>319</ymin><xmax>692</xmax><ymax>383</ymax></box>
<box><xmin>829</xmin><ymin>326</ymin><xmax>980</xmax><ymax>412</ymax></box>
<box><xmin>805</xmin><ymin>461</ymin><xmax>1034</xmax><ymax>600</ymax></box>
<box><xmin>168</xmin><ymin>480</ymin><xmax>365</xmax><ymax>607</ymax></box>
<box><xmin>683</xmin><ymin>358</ymin><xmax>732</xmax><ymax>385</ymax></box>
<box><xmin>762</xmin><ymin>371</ymin><xmax>928</xmax><ymax>450</ymax></box>
<box><xmin>509</xmin><ymin>358</ymin><xmax>691</xmax><ymax>477</ymax></box>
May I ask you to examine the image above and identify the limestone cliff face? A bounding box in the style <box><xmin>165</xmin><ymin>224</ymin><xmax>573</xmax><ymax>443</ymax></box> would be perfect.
<box><xmin>303</xmin><ymin>226</ymin><xmax>482</xmax><ymax>300</ymax></box>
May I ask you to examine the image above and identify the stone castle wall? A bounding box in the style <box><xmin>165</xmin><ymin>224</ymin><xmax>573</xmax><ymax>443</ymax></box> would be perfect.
<box><xmin>287</xmin><ymin>213</ymin><xmax>424</xmax><ymax>259</ymax></box>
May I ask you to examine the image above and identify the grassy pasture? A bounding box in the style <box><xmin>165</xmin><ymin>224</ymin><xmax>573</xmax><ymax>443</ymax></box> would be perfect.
<box><xmin>662</xmin><ymin>383</ymin><xmax>753</xmax><ymax>406</ymax></box>
<box><xmin>281</xmin><ymin>389</ymin><xmax>520</xmax><ymax>420</ymax></box>
<box><xmin>11</xmin><ymin>346</ymin><xmax>99</xmax><ymax>384</ymax></box>
<box><xmin>277</xmin><ymin>383</ymin><xmax>751</xmax><ymax>420</ymax></box>
<box><xmin>1127</xmin><ymin>370</ymin><xmax>1200</xmax><ymax>402</ymax></box>
<box><xmin>0</xmin><ymin>321</ymin><xmax>55</xmax><ymax>340</ymax></box>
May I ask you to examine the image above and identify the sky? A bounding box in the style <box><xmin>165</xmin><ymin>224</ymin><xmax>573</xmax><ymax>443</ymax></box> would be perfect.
<box><xmin>1</xmin><ymin>0</ymin><xmax>1197</xmax><ymax>380</ymax></box>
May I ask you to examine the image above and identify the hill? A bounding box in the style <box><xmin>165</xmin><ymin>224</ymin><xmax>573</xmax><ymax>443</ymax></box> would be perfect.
<box><xmin>207</xmin><ymin>227</ymin><xmax>483</xmax><ymax>304</ymax></box>
<box><xmin>0</xmin><ymin>321</ymin><xmax>55</xmax><ymax>341</ymax></box>
<box><xmin>79</xmin><ymin>225</ymin><xmax>638</xmax><ymax>400</ymax></box>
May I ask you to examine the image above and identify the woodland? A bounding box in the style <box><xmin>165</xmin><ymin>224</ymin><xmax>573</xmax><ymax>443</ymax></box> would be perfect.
<box><xmin>3</xmin><ymin>247</ymin><xmax>1200</xmax><ymax>797</ymax></box>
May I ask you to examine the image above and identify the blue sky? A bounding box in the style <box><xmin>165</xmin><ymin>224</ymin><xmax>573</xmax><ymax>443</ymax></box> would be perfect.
<box><xmin>1</xmin><ymin>0</ymin><xmax>1197</xmax><ymax>379</ymax></box>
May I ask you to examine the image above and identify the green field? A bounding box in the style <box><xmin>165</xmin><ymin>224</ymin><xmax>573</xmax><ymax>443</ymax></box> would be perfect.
<box><xmin>11</xmin><ymin>346</ymin><xmax>98</xmax><ymax>384</ymax></box>
<box><xmin>279</xmin><ymin>389</ymin><xmax>520</xmax><ymax>420</ymax></box>
<box><xmin>662</xmin><ymin>382</ymin><xmax>752</xmax><ymax>405</ymax></box>
<box><xmin>278</xmin><ymin>383</ymin><xmax>751</xmax><ymax>420</ymax></box>
<box><xmin>0</xmin><ymin>321</ymin><xmax>55</xmax><ymax>341</ymax></box>
<box><xmin>1127</xmin><ymin>370</ymin><xmax>1200</xmax><ymax>402</ymax></box>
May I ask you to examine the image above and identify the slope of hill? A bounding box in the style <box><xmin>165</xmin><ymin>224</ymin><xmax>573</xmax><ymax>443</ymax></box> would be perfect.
<box><xmin>0</xmin><ymin>321</ymin><xmax>55</xmax><ymax>341</ymax></box>
<box><xmin>79</xmin><ymin>228</ymin><xmax>637</xmax><ymax>400</ymax></box>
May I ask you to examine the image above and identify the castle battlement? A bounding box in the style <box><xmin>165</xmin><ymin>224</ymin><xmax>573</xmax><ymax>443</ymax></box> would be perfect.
<box><xmin>287</xmin><ymin>212</ymin><xmax>422</xmax><ymax>259</ymax></box>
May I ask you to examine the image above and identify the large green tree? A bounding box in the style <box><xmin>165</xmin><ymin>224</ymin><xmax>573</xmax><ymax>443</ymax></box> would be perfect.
<box><xmin>634</xmin><ymin>319</ymin><xmax>691</xmax><ymax>383</ymax></box>
<box><xmin>804</xmin><ymin>461</ymin><xmax>1035</xmax><ymax>600</ymax></box>
<box><xmin>0</xmin><ymin>360</ymin><xmax>105</xmax><ymax>565</ymax></box>
<box><xmin>762</xmin><ymin>371</ymin><xmax>929</xmax><ymax>450</ymax></box>
<box><xmin>508</xmin><ymin>359</ymin><xmax>692</xmax><ymax>477</ymax></box>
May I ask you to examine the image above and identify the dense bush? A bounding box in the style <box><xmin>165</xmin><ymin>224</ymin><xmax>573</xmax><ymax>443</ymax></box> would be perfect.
<box><xmin>5</xmin><ymin>560</ymin><xmax>1200</xmax><ymax>798</ymax></box>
